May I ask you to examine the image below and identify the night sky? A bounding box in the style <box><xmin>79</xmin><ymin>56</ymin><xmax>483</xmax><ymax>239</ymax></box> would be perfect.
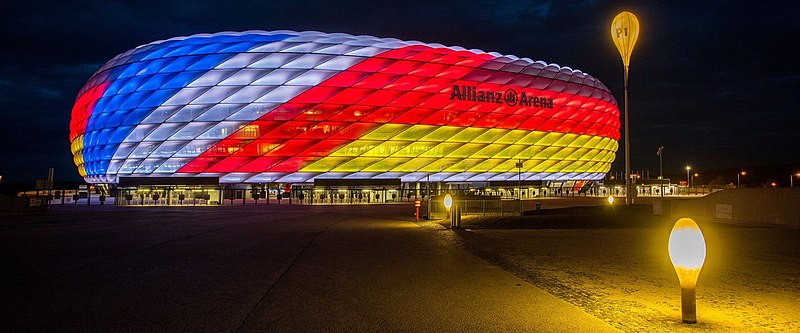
<box><xmin>1</xmin><ymin>1</ymin><xmax>798</xmax><ymax>182</ymax></box>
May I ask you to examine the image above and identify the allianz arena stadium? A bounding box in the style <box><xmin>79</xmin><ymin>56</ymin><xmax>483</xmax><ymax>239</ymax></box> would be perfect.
<box><xmin>69</xmin><ymin>30</ymin><xmax>619</xmax><ymax>200</ymax></box>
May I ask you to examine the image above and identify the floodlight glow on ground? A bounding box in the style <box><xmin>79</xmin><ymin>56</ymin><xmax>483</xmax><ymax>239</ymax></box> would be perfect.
<box><xmin>607</xmin><ymin>195</ymin><xmax>615</xmax><ymax>204</ymax></box>
<box><xmin>668</xmin><ymin>218</ymin><xmax>706</xmax><ymax>324</ymax></box>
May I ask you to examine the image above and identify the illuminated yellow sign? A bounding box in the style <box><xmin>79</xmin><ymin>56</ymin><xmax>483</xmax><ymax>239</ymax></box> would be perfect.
<box><xmin>611</xmin><ymin>11</ymin><xmax>640</xmax><ymax>68</ymax></box>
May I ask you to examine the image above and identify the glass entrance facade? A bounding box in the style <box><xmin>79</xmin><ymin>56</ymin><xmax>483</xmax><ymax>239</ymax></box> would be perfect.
<box><xmin>116</xmin><ymin>185</ymin><xmax>221</xmax><ymax>205</ymax></box>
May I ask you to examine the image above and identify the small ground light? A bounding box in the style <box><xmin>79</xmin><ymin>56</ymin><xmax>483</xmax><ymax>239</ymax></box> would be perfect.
<box><xmin>607</xmin><ymin>195</ymin><xmax>615</xmax><ymax>204</ymax></box>
<box><xmin>668</xmin><ymin>218</ymin><xmax>707</xmax><ymax>324</ymax></box>
<box><xmin>443</xmin><ymin>194</ymin><xmax>453</xmax><ymax>210</ymax></box>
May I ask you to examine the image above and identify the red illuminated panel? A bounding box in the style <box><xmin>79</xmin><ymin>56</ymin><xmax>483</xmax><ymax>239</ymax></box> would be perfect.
<box><xmin>353</xmin><ymin>73</ymin><xmax>400</xmax><ymax>89</ymax></box>
<box><xmin>206</xmin><ymin>157</ymin><xmax>255</xmax><ymax>173</ymax></box>
<box><xmin>420</xmin><ymin>110</ymin><xmax>460</xmax><ymax>126</ymax></box>
<box><xmin>292</xmin><ymin>104</ymin><xmax>345</xmax><ymax>122</ymax></box>
<box><xmin>237</xmin><ymin>156</ymin><xmax>287</xmax><ymax>172</ymax></box>
<box><xmin>260</xmin><ymin>103</ymin><xmax>315</xmax><ymax>121</ymax></box>
<box><xmin>231</xmin><ymin>139</ymin><xmax>283</xmax><ymax>157</ymax></box>
<box><xmin>326</xmin><ymin>105</ymin><xmax>378</xmax><ymax>122</ymax></box>
<box><xmin>292</xmin><ymin>87</ymin><xmax>343</xmax><ymax>104</ymax></box>
<box><xmin>69</xmin><ymin>83</ymin><xmax>109</xmax><ymax>140</ymax></box>
<box><xmin>299</xmin><ymin>140</ymin><xmax>351</xmax><ymax>157</ymax></box>
<box><xmin>360</xmin><ymin>107</ymin><xmax>408</xmax><ymax>123</ymax></box>
<box><xmin>447</xmin><ymin>111</ymin><xmax>483</xmax><ymax>127</ymax></box>
<box><xmin>328</xmin><ymin>123</ymin><xmax>382</xmax><ymax>140</ymax></box>
<box><xmin>293</xmin><ymin>122</ymin><xmax>350</xmax><ymax>139</ymax></box>
<box><xmin>389</xmin><ymin>108</ymin><xmax>436</xmax><ymax>124</ymax></box>
<box><xmin>178</xmin><ymin>157</ymin><xmax>224</xmax><ymax>173</ymax></box>
<box><xmin>262</xmin><ymin>140</ymin><xmax>318</xmax><ymax>157</ymax></box>
<box><xmin>268</xmin><ymin>156</ymin><xmax>320</xmax><ymax>172</ymax></box>
<box><xmin>324</xmin><ymin>88</ymin><xmax>374</xmax><ymax>105</ymax></box>
<box><xmin>229</xmin><ymin>121</ymin><xmax>281</xmax><ymax>140</ymax></box>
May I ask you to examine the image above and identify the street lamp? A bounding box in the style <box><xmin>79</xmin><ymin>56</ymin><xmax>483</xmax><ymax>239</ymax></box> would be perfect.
<box><xmin>791</xmin><ymin>172</ymin><xmax>800</xmax><ymax>187</ymax></box>
<box><xmin>685</xmin><ymin>166</ymin><xmax>691</xmax><ymax>188</ymax></box>
<box><xmin>517</xmin><ymin>159</ymin><xmax>524</xmax><ymax>213</ymax></box>
<box><xmin>611</xmin><ymin>11</ymin><xmax>640</xmax><ymax>205</ymax></box>
<box><xmin>657</xmin><ymin>146</ymin><xmax>664</xmax><ymax>198</ymax></box>
<box><xmin>668</xmin><ymin>218</ymin><xmax>707</xmax><ymax>324</ymax></box>
<box><xmin>737</xmin><ymin>171</ymin><xmax>746</xmax><ymax>188</ymax></box>
<box><xmin>607</xmin><ymin>195</ymin><xmax>615</xmax><ymax>205</ymax></box>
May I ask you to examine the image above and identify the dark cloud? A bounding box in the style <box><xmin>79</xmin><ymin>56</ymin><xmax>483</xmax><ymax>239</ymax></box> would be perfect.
<box><xmin>0</xmin><ymin>0</ymin><xmax>798</xmax><ymax>182</ymax></box>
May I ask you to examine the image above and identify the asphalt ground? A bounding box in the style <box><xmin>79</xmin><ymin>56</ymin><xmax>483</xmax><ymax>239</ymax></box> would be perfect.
<box><xmin>0</xmin><ymin>204</ymin><xmax>615</xmax><ymax>332</ymax></box>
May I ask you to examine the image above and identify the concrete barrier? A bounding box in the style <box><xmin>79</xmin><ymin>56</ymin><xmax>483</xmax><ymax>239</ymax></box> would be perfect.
<box><xmin>669</xmin><ymin>188</ymin><xmax>800</xmax><ymax>227</ymax></box>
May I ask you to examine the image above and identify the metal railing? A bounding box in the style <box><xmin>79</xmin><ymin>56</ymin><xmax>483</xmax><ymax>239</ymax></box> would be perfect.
<box><xmin>428</xmin><ymin>196</ymin><xmax>521</xmax><ymax>219</ymax></box>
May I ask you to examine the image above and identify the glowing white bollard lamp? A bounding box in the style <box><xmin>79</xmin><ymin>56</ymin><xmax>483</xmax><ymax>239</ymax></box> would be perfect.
<box><xmin>444</xmin><ymin>193</ymin><xmax>463</xmax><ymax>228</ymax></box>
<box><xmin>607</xmin><ymin>195</ymin><xmax>615</xmax><ymax>205</ymax></box>
<box><xmin>443</xmin><ymin>194</ymin><xmax>453</xmax><ymax>211</ymax></box>
<box><xmin>668</xmin><ymin>218</ymin><xmax>707</xmax><ymax>324</ymax></box>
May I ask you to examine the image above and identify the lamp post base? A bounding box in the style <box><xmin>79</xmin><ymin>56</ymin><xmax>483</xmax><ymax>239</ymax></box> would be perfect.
<box><xmin>681</xmin><ymin>286</ymin><xmax>697</xmax><ymax>324</ymax></box>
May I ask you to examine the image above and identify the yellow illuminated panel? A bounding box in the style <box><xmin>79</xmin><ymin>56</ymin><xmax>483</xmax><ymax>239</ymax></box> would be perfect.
<box><xmin>70</xmin><ymin>135</ymin><xmax>87</xmax><ymax>177</ymax></box>
<box><xmin>301</xmin><ymin>124</ymin><xmax>618</xmax><ymax>174</ymax></box>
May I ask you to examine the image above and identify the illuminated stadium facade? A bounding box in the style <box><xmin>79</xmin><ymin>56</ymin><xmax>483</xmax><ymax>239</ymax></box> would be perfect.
<box><xmin>69</xmin><ymin>30</ymin><xmax>620</xmax><ymax>203</ymax></box>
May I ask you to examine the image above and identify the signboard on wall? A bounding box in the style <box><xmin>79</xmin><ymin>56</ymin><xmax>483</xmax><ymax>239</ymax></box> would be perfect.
<box><xmin>715</xmin><ymin>204</ymin><xmax>733</xmax><ymax>220</ymax></box>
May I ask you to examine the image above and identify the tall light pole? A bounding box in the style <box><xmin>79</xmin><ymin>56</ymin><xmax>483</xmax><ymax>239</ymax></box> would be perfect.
<box><xmin>611</xmin><ymin>11</ymin><xmax>640</xmax><ymax>205</ymax></box>
<box><xmin>737</xmin><ymin>171</ymin><xmax>746</xmax><ymax>188</ymax></box>
<box><xmin>426</xmin><ymin>173</ymin><xmax>430</xmax><ymax>220</ymax></box>
<box><xmin>657</xmin><ymin>146</ymin><xmax>664</xmax><ymax>198</ymax></box>
<box><xmin>516</xmin><ymin>159</ymin><xmax>523</xmax><ymax>213</ymax></box>
<box><xmin>685</xmin><ymin>165</ymin><xmax>691</xmax><ymax>189</ymax></box>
